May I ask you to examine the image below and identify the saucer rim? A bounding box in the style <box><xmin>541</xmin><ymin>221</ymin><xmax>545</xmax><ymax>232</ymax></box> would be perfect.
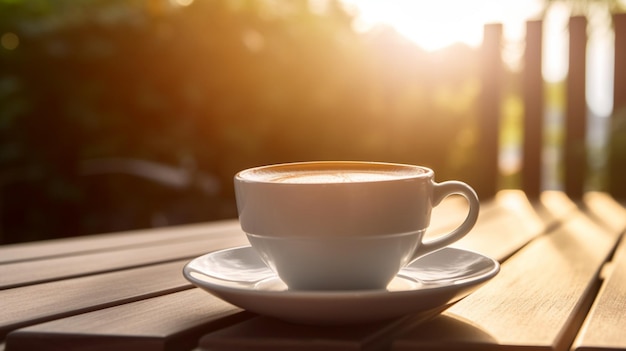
<box><xmin>182</xmin><ymin>245</ymin><xmax>500</xmax><ymax>297</ymax></box>
<box><xmin>182</xmin><ymin>246</ymin><xmax>500</xmax><ymax>324</ymax></box>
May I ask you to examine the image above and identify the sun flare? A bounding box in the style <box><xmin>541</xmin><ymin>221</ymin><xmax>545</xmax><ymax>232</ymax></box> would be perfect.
<box><xmin>340</xmin><ymin>0</ymin><xmax>614</xmax><ymax>117</ymax></box>
<box><xmin>342</xmin><ymin>0</ymin><xmax>543</xmax><ymax>51</ymax></box>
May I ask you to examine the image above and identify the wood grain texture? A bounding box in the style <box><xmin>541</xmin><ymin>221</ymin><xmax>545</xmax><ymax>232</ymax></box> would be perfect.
<box><xmin>0</xmin><ymin>260</ymin><xmax>193</xmax><ymax>339</ymax></box>
<box><xmin>393</xmin><ymin>209</ymin><xmax>621</xmax><ymax>351</ymax></box>
<box><xmin>0</xmin><ymin>227</ymin><xmax>247</xmax><ymax>289</ymax></box>
<box><xmin>198</xmin><ymin>315</ymin><xmax>422</xmax><ymax>351</ymax></box>
<box><xmin>582</xmin><ymin>192</ymin><xmax>626</xmax><ymax>234</ymax></box>
<box><xmin>4</xmin><ymin>191</ymin><xmax>623</xmax><ymax>351</ymax></box>
<box><xmin>572</xmin><ymin>233</ymin><xmax>626</xmax><ymax>351</ymax></box>
<box><xmin>571</xmin><ymin>193</ymin><xmax>626</xmax><ymax>351</ymax></box>
<box><xmin>0</xmin><ymin>220</ymin><xmax>241</xmax><ymax>264</ymax></box>
<box><xmin>426</xmin><ymin>195</ymin><xmax>498</xmax><ymax>240</ymax></box>
<box><xmin>450</xmin><ymin>190</ymin><xmax>576</xmax><ymax>261</ymax></box>
<box><xmin>5</xmin><ymin>288</ymin><xmax>252</xmax><ymax>351</ymax></box>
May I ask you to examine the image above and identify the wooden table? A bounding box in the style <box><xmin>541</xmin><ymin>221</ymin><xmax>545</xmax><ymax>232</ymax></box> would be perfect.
<box><xmin>1</xmin><ymin>190</ymin><xmax>625</xmax><ymax>351</ymax></box>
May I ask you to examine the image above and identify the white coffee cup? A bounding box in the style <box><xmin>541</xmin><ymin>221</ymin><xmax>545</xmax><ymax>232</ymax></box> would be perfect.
<box><xmin>234</xmin><ymin>161</ymin><xmax>479</xmax><ymax>290</ymax></box>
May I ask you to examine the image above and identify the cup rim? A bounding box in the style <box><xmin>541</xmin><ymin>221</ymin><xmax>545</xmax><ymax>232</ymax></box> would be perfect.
<box><xmin>245</xmin><ymin>229</ymin><xmax>426</xmax><ymax>240</ymax></box>
<box><xmin>235</xmin><ymin>161</ymin><xmax>434</xmax><ymax>184</ymax></box>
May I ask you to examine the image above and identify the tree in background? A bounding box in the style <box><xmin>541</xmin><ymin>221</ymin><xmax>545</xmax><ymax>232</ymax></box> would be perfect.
<box><xmin>0</xmin><ymin>0</ymin><xmax>481</xmax><ymax>243</ymax></box>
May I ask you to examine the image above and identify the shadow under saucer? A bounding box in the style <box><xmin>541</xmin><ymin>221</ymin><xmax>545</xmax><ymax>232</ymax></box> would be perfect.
<box><xmin>393</xmin><ymin>313</ymin><xmax>498</xmax><ymax>350</ymax></box>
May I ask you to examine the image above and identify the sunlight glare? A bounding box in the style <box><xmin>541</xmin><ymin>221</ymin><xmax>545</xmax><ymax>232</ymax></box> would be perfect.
<box><xmin>587</xmin><ymin>2</ymin><xmax>614</xmax><ymax>118</ymax></box>
<box><xmin>342</xmin><ymin>0</ymin><xmax>543</xmax><ymax>52</ymax></box>
<box><xmin>542</xmin><ymin>2</ymin><xmax>570</xmax><ymax>82</ymax></box>
<box><xmin>170</xmin><ymin>0</ymin><xmax>194</xmax><ymax>7</ymax></box>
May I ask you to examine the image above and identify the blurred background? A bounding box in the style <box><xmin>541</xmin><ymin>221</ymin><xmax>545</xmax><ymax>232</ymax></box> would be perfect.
<box><xmin>1</xmin><ymin>0</ymin><xmax>625</xmax><ymax>244</ymax></box>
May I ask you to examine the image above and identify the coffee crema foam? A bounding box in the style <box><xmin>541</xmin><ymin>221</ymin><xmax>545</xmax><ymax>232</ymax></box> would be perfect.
<box><xmin>249</xmin><ymin>169</ymin><xmax>421</xmax><ymax>184</ymax></box>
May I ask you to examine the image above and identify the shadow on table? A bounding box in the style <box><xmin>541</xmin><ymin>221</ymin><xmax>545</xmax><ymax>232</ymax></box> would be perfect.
<box><xmin>393</xmin><ymin>313</ymin><xmax>498</xmax><ymax>350</ymax></box>
<box><xmin>197</xmin><ymin>312</ymin><xmax>496</xmax><ymax>351</ymax></box>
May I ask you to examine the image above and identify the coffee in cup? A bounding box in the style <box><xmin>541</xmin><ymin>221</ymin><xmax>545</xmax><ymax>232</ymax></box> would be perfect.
<box><xmin>234</xmin><ymin>161</ymin><xmax>479</xmax><ymax>290</ymax></box>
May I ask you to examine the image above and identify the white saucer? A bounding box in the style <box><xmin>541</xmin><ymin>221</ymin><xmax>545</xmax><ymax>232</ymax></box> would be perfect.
<box><xmin>183</xmin><ymin>246</ymin><xmax>499</xmax><ymax>325</ymax></box>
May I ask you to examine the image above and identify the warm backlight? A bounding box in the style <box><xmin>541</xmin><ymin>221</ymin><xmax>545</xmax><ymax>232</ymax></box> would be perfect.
<box><xmin>342</xmin><ymin>0</ymin><xmax>543</xmax><ymax>52</ymax></box>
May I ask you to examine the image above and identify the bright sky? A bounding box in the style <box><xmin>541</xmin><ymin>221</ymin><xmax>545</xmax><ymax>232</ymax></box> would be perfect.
<box><xmin>341</xmin><ymin>0</ymin><xmax>615</xmax><ymax>117</ymax></box>
<box><xmin>342</xmin><ymin>0</ymin><xmax>544</xmax><ymax>51</ymax></box>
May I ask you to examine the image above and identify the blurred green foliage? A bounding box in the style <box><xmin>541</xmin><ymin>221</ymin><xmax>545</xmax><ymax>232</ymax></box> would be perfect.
<box><xmin>0</xmin><ymin>0</ymin><xmax>482</xmax><ymax>243</ymax></box>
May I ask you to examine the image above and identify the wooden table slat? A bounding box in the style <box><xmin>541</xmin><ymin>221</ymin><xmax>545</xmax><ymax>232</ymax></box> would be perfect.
<box><xmin>572</xmin><ymin>234</ymin><xmax>626</xmax><ymax>351</ymax></box>
<box><xmin>0</xmin><ymin>225</ymin><xmax>247</xmax><ymax>289</ymax></box>
<box><xmin>393</xmin><ymin>208</ymin><xmax>622</xmax><ymax>351</ymax></box>
<box><xmin>198</xmin><ymin>316</ymin><xmax>421</xmax><ymax>351</ymax></box>
<box><xmin>0</xmin><ymin>260</ymin><xmax>194</xmax><ymax>339</ymax></box>
<box><xmin>3</xmin><ymin>191</ymin><xmax>624</xmax><ymax>351</ymax></box>
<box><xmin>582</xmin><ymin>192</ymin><xmax>626</xmax><ymax>233</ymax></box>
<box><xmin>5</xmin><ymin>289</ymin><xmax>253</xmax><ymax>351</ymax></box>
<box><xmin>571</xmin><ymin>194</ymin><xmax>626</xmax><ymax>351</ymax></box>
<box><xmin>0</xmin><ymin>220</ymin><xmax>240</xmax><ymax>264</ymax></box>
<box><xmin>425</xmin><ymin>191</ymin><xmax>503</xmax><ymax>240</ymax></box>
<box><xmin>450</xmin><ymin>190</ymin><xmax>576</xmax><ymax>262</ymax></box>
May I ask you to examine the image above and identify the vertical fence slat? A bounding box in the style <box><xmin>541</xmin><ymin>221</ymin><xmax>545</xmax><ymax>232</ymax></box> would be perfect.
<box><xmin>478</xmin><ymin>23</ymin><xmax>503</xmax><ymax>199</ymax></box>
<box><xmin>522</xmin><ymin>20</ymin><xmax>544</xmax><ymax>198</ymax></box>
<box><xmin>564</xmin><ymin>16</ymin><xmax>587</xmax><ymax>199</ymax></box>
<box><xmin>609</xmin><ymin>13</ymin><xmax>626</xmax><ymax>198</ymax></box>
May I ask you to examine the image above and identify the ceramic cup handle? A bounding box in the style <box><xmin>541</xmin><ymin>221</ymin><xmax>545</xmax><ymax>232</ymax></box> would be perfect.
<box><xmin>412</xmin><ymin>180</ymin><xmax>480</xmax><ymax>259</ymax></box>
